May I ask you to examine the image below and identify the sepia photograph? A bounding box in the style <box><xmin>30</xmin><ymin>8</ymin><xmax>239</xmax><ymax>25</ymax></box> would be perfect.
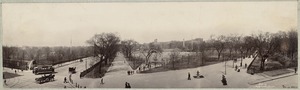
<box><xmin>1</xmin><ymin>0</ymin><xmax>298</xmax><ymax>89</ymax></box>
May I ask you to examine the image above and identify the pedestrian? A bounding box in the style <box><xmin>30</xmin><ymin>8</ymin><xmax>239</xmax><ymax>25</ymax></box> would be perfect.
<box><xmin>188</xmin><ymin>72</ymin><xmax>191</xmax><ymax>80</ymax></box>
<box><xmin>127</xmin><ymin>71</ymin><xmax>130</xmax><ymax>75</ymax></box>
<box><xmin>15</xmin><ymin>70</ymin><xmax>17</xmax><ymax>74</ymax></box>
<box><xmin>125</xmin><ymin>82</ymin><xmax>128</xmax><ymax>88</ymax></box>
<box><xmin>69</xmin><ymin>74</ymin><xmax>73</xmax><ymax>84</ymax></box>
<box><xmin>235</xmin><ymin>65</ymin><xmax>238</xmax><ymax>71</ymax></box>
<box><xmin>295</xmin><ymin>67</ymin><xmax>297</xmax><ymax>73</ymax></box>
<box><xmin>245</xmin><ymin>63</ymin><xmax>247</xmax><ymax>68</ymax></box>
<box><xmin>64</xmin><ymin>77</ymin><xmax>67</xmax><ymax>83</ymax></box>
<box><xmin>64</xmin><ymin>86</ymin><xmax>66</xmax><ymax>88</ymax></box>
<box><xmin>221</xmin><ymin>75</ymin><xmax>227</xmax><ymax>85</ymax></box>
<box><xmin>196</xmin><ymin>70</ymin><xmax>200</xmax><ymax>76</ymax></box>
<box><xmin>125</xmin><ymin>82</ymin><xmax>132</xmax><ymax>88</ymax></box>
<box><xmin>222</xmin><ymin>75</ymin><xmax>225</xmax><ymax>79</ymax></box>
<box><xmin>127</xmin><ymin>82</ymin><xmax>131</xmax><ymax>88</ymax></box>
<box><xmin>101</xmin><ymin>78</ymin><xmax>104</xmax><ymax>84</ymax></box>
<box><xmin>84</xmin><ymin>86</ymin><xmax>86</xmax><ymax>88</ymax></box>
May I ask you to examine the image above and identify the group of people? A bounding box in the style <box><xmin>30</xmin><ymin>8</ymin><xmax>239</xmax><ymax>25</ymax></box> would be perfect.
<box><xmin>127</xmin><ymin>71</ymin><xmax>135</xmax><ymax>75</ymax></box>
<box><xmin>75</xmin><ymin>83</ymin><xmax>86</xmax><ymax>88</ymax></box>
<box><xmin>187</xmin><ymin>70</ymin><xmax>203</xmax><ymax>80</ymax></box>
<box><xmin>235</xmin><ymin>63</ymin><xmax>248</xmax><ymax>72</ymax></box>
<box><xmin>125</xmin><ymin>82</ymin><xmax>131</xmax><ymax>88</ymax></box>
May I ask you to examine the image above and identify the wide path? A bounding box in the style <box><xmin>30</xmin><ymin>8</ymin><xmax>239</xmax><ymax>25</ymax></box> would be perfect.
<box><xmin>73</xmin><ymin>53</ymin><xmax>133</xmax><ymax>88</ymax></box>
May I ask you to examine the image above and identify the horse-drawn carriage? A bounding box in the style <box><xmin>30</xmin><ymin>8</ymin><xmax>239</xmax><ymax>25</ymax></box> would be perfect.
<box><xmin>69</xmin><ymin>67</ymin><xmax>76</xmax><ymax>74</ymax></box>
<box><xmin>35</xmin><ymin>74</ymin><xmax>55</xmax><ymax>84</ymax></box>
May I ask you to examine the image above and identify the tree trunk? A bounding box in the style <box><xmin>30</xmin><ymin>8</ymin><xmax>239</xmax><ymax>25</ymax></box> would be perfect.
<box><xmin>218</xmin><ymin>52</ymin><xmax>221</xmax><ymax>60</ymax></box>
<box><xmin>260</xmin><ymin>58</ymin><xmax>264</xmax><ymax>71</ymax></box>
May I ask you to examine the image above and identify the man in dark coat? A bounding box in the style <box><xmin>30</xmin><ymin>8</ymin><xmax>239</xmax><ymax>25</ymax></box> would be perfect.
<box><xmin>127</xmin><ymin>82</ymin><xmax>131</xmax><ymax>88</ymax></box>
<box><xmin>235</xmin><ymin>65</ymin><xmax>238</xmax><ymax>71</ymax></box>
<box><xmin>125</xmin><ymin>82</ymin><xmax>129</xmax><ymax>88</ymax></box>
<box><xmin>64</xmin><ymin>77</ymin><xmax>67</xmax><ymax>83</ymax></box>
<box><xmin>101</xmin><ymin>78</ymin><xmax>104</xmax><ymax>84</ymax></box>
<box><xmin>188</xmin><ymin>72</ymin><xmax>191</xmax><ymax>80</ymax></box>
<box><xmin>221</xmin><ymin>75</ymin><xmax>227</xmax><ymax>85</ymax></box>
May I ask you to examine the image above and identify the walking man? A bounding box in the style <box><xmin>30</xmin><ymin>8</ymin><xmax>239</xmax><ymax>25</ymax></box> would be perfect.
<box><xmin>125</xmin><ymin>82</ymin><xmax>129</xmax><ymax>88</ymax></box>
<box><xmin>295</xmin><ymin>67</ymin><xmax>297</xmax><ymax>74</ymax></box>
<box><xmin>221</xmin><ymin>75</ymin><xmax>227</xmax><ymax>85</ymax></box>
<box><xmin>188</xmin><ymin>72</ymin><xmax>191</xmax><ymax>80</ymax></box>
<box><xmin>69</xmin><ymin>74</ymin><xmax>73</xmax><ymax>84</ymax></box>
<box><xmin>197</xmin><ymin>71</ymin><xmax>200</xmax><ymax>76</ymax></box>
<box><xmin>128</xmin><ymin>83</ymin><xmax>131</xmax><ymax>88</ymax></box>
<box><xmin>64</xmin><ymin>77</ymin><xmax>67</xmax><ymax>83</ymax></box>
<box><xmin>101</xmin><ymin>78</ymin><xmax>104</xmax><ymax>84</ymax></box>
<box><xmin>235</xmin><ymin>65</ymin><xmax>238</xmax><ymax>71</ymax></box>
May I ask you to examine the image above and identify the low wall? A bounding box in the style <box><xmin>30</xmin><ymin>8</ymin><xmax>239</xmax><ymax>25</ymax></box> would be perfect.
<box><xmin>80</xmin><ymin>60</ymin><xmax>103</xmax><ymax>78</ymax></box>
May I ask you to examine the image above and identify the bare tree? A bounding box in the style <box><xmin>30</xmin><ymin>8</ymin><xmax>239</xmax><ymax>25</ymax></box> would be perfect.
<box><xmin>225</xmin><ymin>34</ymin><xmax>241</xmax><ymax>60</ymax></box>
<box><xmin>169</xmin><ymin>49</ymin><xmax>180</xmax><ymax>69</ymax></box>
<box><xmin>252</xmin><ymin>31</ymin><xmax>274</xmax><ymax>71</ymax></box>
<box><xmin>288</xmin><ymin>29</ymin><xmax>297</xmax><ymax>60</ymax></box>
<box><xmin>140</xmin><ymin>42</ymin><xmax>162</xmax><ymax>65</ymax></box>
<box><xmin>86</xmin><ymin>33</ymin><xmax>121</xmax><ymax>65</ymax></box>
<box><xmin>197</xmin><ymin>41</ymin><xmax>207</xmax><ymax>65</ymax></box>
<box><xmin>211</xmin><ymin>35</ymin><xmax>226</xmax><ymax>60</ymax></box>
<box><xmin>121</xmin><ymin>40</ymin><xmax>139</xmax><ymax>59</ymax></box>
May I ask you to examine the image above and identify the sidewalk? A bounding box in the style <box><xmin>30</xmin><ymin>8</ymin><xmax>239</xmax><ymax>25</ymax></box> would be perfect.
<box><xmin>248</xmin><ymin>69</ymin><xmax>297</xmax><ymax>85</ymax></box>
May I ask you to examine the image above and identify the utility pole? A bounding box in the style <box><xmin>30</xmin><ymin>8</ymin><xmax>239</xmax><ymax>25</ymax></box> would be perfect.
<box><xmin>223</xmin><ymin>54</ymin><xmax>226</xmax><ymax>75</ymax></box>
<box><xmin>85</xmin><ymin>59</ymin><xmax>87</xmax><ymax>70</ymax></box>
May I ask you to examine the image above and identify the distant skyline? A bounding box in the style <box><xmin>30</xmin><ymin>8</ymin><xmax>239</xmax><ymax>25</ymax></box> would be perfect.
<box><xmin>2</xmin><ymin>2</ymin><xmax>297</xmax><ymax>46</ymax></box>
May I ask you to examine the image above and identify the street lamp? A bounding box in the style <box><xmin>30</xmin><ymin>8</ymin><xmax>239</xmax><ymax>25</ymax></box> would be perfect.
<box><xmin>223</xmin><ymin>54</ymin><xmax>226</xmax><ymax>75</ymax></box>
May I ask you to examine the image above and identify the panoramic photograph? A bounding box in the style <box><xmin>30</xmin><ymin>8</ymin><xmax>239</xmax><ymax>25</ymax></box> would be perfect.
<box><xmin>2</xmin><ymin>1</ymin><xmax>298</xmax><ymax>88</ymax></box>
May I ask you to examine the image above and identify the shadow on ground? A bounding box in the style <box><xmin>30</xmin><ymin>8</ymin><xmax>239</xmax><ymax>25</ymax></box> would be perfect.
<box><xmin>3</xmin><ymin>72</ymin><xmax>22</xmax><ymax>79</ymax></box>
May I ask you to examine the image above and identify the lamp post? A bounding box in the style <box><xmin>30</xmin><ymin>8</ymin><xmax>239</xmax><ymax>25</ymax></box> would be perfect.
<box><xmin>223</xmin><ymin>54</ymin><xmax>226</xmax><ymax>75</ymax></box>
<box><xmin>85</xmin><ymin>59</ymin><xmax>87</xmax><ymax>70</ymax></box>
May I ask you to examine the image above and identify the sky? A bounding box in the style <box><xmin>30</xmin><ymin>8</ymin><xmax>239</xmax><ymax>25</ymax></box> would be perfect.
<box><xmin>2</xmin><ymin>2</ymin><xmax>297</xmax><ymax>46</ymax></box>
